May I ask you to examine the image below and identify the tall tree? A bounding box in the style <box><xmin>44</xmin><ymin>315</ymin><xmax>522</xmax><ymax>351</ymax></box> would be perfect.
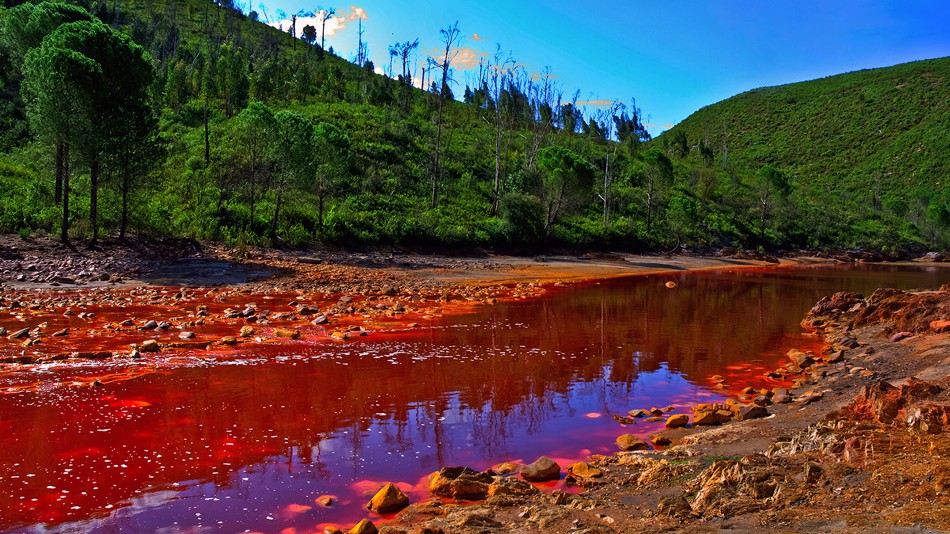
<box><xmin>431</xmin><ymin>21</ymin><xmax>461</xmax><ymax>209</ymax></box>
<box><xmin>269</xmin><ymin>110</ymin><xmax>312</xmax><ymax>238</ymax></box>
<box><xmin>232</xmin><ymin>101</ymin><xmax>276</xmax><ymax>230</ymax></box>
<box><xmin>537</xmin><ymin>146</ymin><xmax>595</xmax><ymax>235</ymax></box>
<box><xmin>312</xmin><ymin>122</ymin><xmax>350</xmax><ymax>233</ymax></box>
<box><xmin>317</xmin><ymin>6</ymin><xmax>336</xmax><ymax>52</ymax></box>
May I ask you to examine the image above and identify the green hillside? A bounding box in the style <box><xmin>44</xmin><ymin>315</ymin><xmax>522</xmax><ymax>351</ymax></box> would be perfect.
<box><xmin>0</xmin><ymin>0</ymin><xmax>946</xmax><ymax>254</ymax></box>
<box><xmin>657</xmin><ymin>57</ymin><xmax>950</xmax><ymax>251</ymax></box>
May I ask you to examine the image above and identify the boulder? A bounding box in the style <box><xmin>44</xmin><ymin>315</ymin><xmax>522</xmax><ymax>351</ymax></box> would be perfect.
<box><xmin>521</xmin><ymin>456</ymin><xmax>560</xmax><ymax>482</ymax></box>
<box><xmin>650</xmin><ymin>435</ymin><xmax>672</xmax><ymax>446</ymax></box>
<box><xmin>694</xmin><ymin>409</ymin><xmax>732</xmax><ymax>425</ymax></box>
<box><xmin>139</xmin><ymin>339</ymin><xmax>160</xmax><ymax>353</ymax></box>
<box><xmin>665</xmin><ymin>414</ymin><xmax>689</xmax><ymax>428</ymax></box>
<box><xmin>616</xmin><ymin>434</ymin><xmax>649</xmax><ymax>451</ymax></box>
<box><xmin>367</xmin><ymin>482</ymin><xmax>408</xmax><ymax>514</ymax></box>
<box><xmin>428</xmin><ymin>467</ymin><xmax>492</xmax><ymax>500</ymax></box>
<box><xmin>736</xmin><ymin>404</ymin><xmax>769</xmax><ymax>420</ymax></box>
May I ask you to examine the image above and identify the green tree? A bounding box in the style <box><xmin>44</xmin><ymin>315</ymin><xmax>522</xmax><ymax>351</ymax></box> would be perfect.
<box><xmin>231</xmin><ymin>101</ymin><xmax>276</xmax><ymax>230</ymax></box>
<box><xmin>215</xmin><ymin>42</ymin><xmax>249</xmax><ymax>118</ymax></box>
<box><xmin>749</xmin><ymin>164</ymin><xmax>792</xmax><ymax>244</ymax></box>
<box><xmin>32</xmin><ymin>20</ymin><xmax>155</xmax><ymax>245</ymax></box>
<box><xmin>269</xmin><ymin>110</ymin><xmax>313</xmax><ymax>238</ymax></box>
<box><xmin>312</xmin><ymin>121</ymin><xmax>350</xmax><ymax>233</ymax></box>
<box><xmin>537</xmin><ymin>145</ymin><xmax>595</xmax><ymax>235</ymax></box>
<box><xmin>640</xmin><ymin>149</ymin><xmax>673</xmax><ymax>234</ymax></box>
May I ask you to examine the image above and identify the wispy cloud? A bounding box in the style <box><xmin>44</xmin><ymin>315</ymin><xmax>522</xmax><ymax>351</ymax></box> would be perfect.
<box><xmin>472</xmin><ymin>33</ymin><xmax>487</xmax><ymax>41</ymax></box>
<box><xmin>425</xmin><ymin>46</ymin><xmax>488</xmax><ymax>71</ymax></box>
<box><xmin>270</xmin><ymin>5</ymin><xmax>367</xmax><ymax>40</ymax></box>
<box><xmin>576</xmin><ymin>99</ymin><xmax>616</xmax><ymax>109</ymax></box>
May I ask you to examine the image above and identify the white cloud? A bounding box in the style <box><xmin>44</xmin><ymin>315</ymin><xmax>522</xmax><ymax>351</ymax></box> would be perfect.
<box><xmin>576</xmin><ymin>99</ymin><xmax>616</xmax><ymax>109</ymax></box>
<box><xmin>424</xmin><ymin>46</ymin><xmax>488</xmax><ymax>71</ymax></box>
<box><xmin>269</xmin><ymin>5</ymin><xmax>367</xmax><ymax>41</ymax></box>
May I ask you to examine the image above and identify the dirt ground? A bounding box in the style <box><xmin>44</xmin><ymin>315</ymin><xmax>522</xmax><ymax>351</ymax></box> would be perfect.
<box><xmin>2</xmin><ymin>235</ymin><xmax>949</xmax><ymax>533</ymax></box>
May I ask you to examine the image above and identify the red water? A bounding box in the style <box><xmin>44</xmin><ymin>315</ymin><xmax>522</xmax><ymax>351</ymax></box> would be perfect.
<box><xmin>0</xmin><ymin>264</ymin><xmax>947</xmax><ymax>533</ymax></box>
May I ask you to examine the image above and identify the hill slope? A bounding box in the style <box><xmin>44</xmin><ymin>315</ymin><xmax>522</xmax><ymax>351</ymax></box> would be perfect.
<box><xmin>657</xmin><ymin>57</ymin><xmax>950</xmax><ymax>249</ymax></box>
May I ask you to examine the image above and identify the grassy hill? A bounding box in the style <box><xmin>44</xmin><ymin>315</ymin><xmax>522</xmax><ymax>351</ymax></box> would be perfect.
<box><xmin>0</xmin><ymin>0</ymin><xmax>946</xmax><ymax>254</ymax></box>
<box><xmin>656</xmin><ymin>57</ymin><xmax>950</xmax><ymax>250</ymax></box>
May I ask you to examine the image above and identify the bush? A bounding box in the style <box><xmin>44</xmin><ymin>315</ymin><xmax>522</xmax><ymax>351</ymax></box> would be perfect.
<box><xmin>498</xmin><ymin>192</ymin><xmax>544</xmax><ymax>244</ymax></box>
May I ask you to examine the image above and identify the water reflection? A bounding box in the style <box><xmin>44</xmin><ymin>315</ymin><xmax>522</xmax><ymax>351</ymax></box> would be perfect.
<box><xmin>1</xmin><ymin>264</ymin><xmax>948</xmax><ymax>532</ymax></box>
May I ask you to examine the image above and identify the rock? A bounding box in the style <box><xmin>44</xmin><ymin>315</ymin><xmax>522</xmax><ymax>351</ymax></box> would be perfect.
<box><xmin>179</xmin><ymin>331</ymin><xmax>195</xmax><ymax>339</ymax></box>
<box><xmin>323</xmin><ymin>527</ymin><xmax>343</xmax><ymax>534</ymax></box>
<box><xmin>367</xmin><ymin>482</ymin><xmax>409</xmax><ymax>514</ymax></box>
<box><xmin>772</xmin><ymin>391</ymin><xmax>792</xmax><ymax>404</ymax></box>
<box><xmin>804</xmin><ymin>462</ymin><xmax>823</xmax><ymax>484</ymax></box>
<box><xmin>657</xmin><ymin>494</ymin><xmax>692</xmax><ymax>518</ymax></box>
<box><xmin>665</xmin><ymin>414</ymin><xmax>689</xmax><ymax>428</ymax></box>
<box><xmin>651</xmin><ymin>435</ymin><xmax>672</xmax><ymax>446</ymax></box>
<box><xmin>8</xmin><ymin>327</ymin><xmax>29</xmax><ymax>339</ymax></box>
<box><xmin>347</xmin><ymin>519</ymin><xmax>378</xmax><ymax>534</ymax></box>
<box><xmin>489</xmin><ymin>462</ymin><xmax>520</xmax><ymax>475</ymax></box>
<box><xmin>931</xmin><ymin>320</ymin><xmax>950</xmax><ymax>333</ymax></box>
<box><xmin>736</xmin><ymin>404</ymin><xmax>769</xmax><ymax>420</ymax></box>
<box><xmin>890</xmin><ymin>331</ymin><xmax>913</xmax><ymax>342</ymax></box>
<box><xmin>220</xmin><ymin>336</ymin><xmax>238</xmax><ymax>345</ymax></box>
<box><xmin>694</xmin><ymin>409</ymin><xmax>732</xmax><ymax>425</ymax></box>
<box><xmin>140</xmin><ymin>320</ymin><xmax>158</xmax><ymax>330</ymax></box>
<box><xmin>428</xmin><ymin>467</ymin><xmax>492</xmax><ymax>500</ymax></box>
<box><xmin>616</xmin><ymin>434</ymin><xmax>649</xmax><ymax>451</ymax></box>
<box><xmin>521</xmin><ymin>456</ymin><xmax>561</xmax><ymax>482</ymax></box>
<box><xmin>139</xmin><ymin>339</ymin><xmax>160</xmax><ymax>352</ymax></box>
<box><xmin>487</xmin><ymin>476</ymin><xmax>539</xmax><ymax>497</ymax></box>
<box><xmin>628</xmin><ymin>408</ymin><xmax>649</xmax><ymax>418</ymax></box>
<box><xmin>312</xmin><ymin>314</ymin><xmax>329</xmax><ymax>325</ymax></box>
<box><xmin>119</xmin><ymin>319</ymin><xmax>134</xmax><ymax>327</ymax></box>
<box><xmin>787</xmin><ymin>348</ymin><xmax>815</xmax><ymax>368</ymax></box>
<box><xmin>275</xmin><ymin>328</ymin><xmax>301</xmax><ymax>339</ymax></box>
<box><xmin>239</xmin><ymin>326</ymin><xmax>255</xmax><ymax>337</ymax></box>
<box><xmin>316</xmin><ymin>495</ymin><xmax>335</xmax><ymax>507</ymax></box>
<box><xmin>569</xmin><ymin>462</ymin><xmax>602</xmax><ymax>478</ymax></box>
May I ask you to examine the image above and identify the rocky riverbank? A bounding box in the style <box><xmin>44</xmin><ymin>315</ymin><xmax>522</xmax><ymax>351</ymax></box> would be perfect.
<box><xmin>328</xmin><ymin>285</ymin><xmax>950</xmax><ymax>534</ymax></box>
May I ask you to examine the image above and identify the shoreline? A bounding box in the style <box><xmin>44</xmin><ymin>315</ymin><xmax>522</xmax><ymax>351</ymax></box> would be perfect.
<box><xmin>2</xmin><ymin>236</ymin><xmax>950</xmax><ymax>532</ymax></box>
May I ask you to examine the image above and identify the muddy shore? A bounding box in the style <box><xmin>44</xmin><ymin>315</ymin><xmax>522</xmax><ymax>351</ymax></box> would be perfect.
<box><xmin>2</xmin><ymin>236</ymin><xmax>949</xmax><ymax>533</ymax></box>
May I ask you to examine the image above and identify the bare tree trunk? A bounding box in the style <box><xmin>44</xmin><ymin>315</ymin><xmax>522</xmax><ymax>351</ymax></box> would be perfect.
<box><xmin>120</xmin><ymin>160</ymin><xmax>130</xmax><ymax>240</ymax></box>
<box><xmin>90</xmin><ymin>158</ymin><xmax>100</xmax><ymax>246</ymax></box>
<box><xmin>431</xmin><ymin>22</ymin><xmax>461</xmax><ymax>209</ymax></box>
<box><xmin>61</xmin><ymin>144</ymin><xmax>70</xmax><ymax>243</ymax></box>
<box><xmin>54</xmin><ymin>143</ymin><xmax>63</xmax><ymax>204</ymax></box>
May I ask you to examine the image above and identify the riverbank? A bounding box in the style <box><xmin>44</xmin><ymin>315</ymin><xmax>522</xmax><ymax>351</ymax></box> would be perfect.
<box><xmin>353</xmin><ymin>285</ymin><xmax>950</xmax><ymax>534</ymax></box>
<box><xmin>2</xmin><ymin>236</ymin><xmax>949</xmax><ymax>533</ymax></box>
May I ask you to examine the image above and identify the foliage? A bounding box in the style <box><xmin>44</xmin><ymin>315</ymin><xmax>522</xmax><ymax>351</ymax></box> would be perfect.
<box><xmin>0</xmin><ymin>0</ymin><xmax>944</xmax><ymax>254</ymax></box>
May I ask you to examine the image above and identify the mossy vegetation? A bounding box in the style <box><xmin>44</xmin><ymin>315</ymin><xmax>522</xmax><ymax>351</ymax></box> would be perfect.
<box><xmin>0</xmin><ymin>0</ymin><xmax>946</xmax><ymax>254</ymax></box>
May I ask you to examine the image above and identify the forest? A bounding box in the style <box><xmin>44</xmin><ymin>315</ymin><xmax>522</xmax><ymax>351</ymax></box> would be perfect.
<box><xmin>0</xmin><ymin>0</ymin><xmax>947</xmax><ymax>254</ymax></box>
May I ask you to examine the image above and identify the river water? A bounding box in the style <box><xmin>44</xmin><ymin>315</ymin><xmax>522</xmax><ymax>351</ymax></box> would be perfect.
<box><xmin>1</xmin><ymin>263</ymin><xmax>948</xmax><ymax>532</ymax></box>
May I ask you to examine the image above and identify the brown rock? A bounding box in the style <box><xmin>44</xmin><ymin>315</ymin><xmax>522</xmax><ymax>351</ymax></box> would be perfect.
<box><xmin>736</xmin><ymin>404</ymin><xmax>769</xmax><ymax>420</ymax></box>
<box><xmin>616</xmin><ymin>434</ymin><xmax>649</xmax><ymax>451</ymax></box>
<box><xmin>367</xmin><ymin>482</ymin><xmax>409</xmax><ymax>514</ymax></box>
<box><xmin>657</xmin><ymin>493</ymin><xmax>692</xmax><ymax>518</ymax></box>
<box><xmin>490</xmin><ymin>462</ymin><xmax>520</xmax><ymax>475</ymax></box>
<box><xmin>275</xmin><ymin>328</ymin><xmax>301</xmax><ymax>339</ymax></box>
<box><xmin>694</xmin><ymin>410</ymin><xmax>731</xmax><ymax>425</ymax></box>
<box><xmin>220</xmin><ymin>336</ymin><xmax>238</xmax><ymax>345</ymax></box>
<box><xmin>665</xmin><ymin>413</ymin><xmax>689</xmax><ymax>428</ymax></box>
<box><xmin>428</xmin><ymin>467</ymin><xmax>492</xmax><ymax>500</ymax></box>
<box><xmin>650</xmin><ymin>435</ymin><xmax>672</xmax><ymax>446</ymax></box>
<box><xmin>890</xmin><ymin>331</ymin><xmax>912</xmax><ymax>342</ymax></box>
<box><xmin>487</xmin><ymin>476</ymin><xmax>540</xmax><ymax>497</ymax></box>
<box><xmin>521</xmin><ymin>456</ymin><xmax>560</xmax><ymax>482</ymax></box>
<box><xmin>239</xmin><ymin>326</ymin><xmax>255</xmax><ymax>337</ymax></box>
<box><xmin>931</xmin><ymin>320</ymin><xmax>950</xmax><ymax>333</ymax></box>
<box><xmin>569</xmin><ymin>462</ymin><xmax>602</xmax><ymax>478</ymax></box>
<box><xmin>139</xmin><ymin>339</ymin><xmax>160</xmax><ymax>353</ymax></box>
<box><xmin>347</xmin><ymin>519</ymin><xmax>378</xmax><ymax>534</ymax></box>
<box><xmin>316</xmin><ymin>495</ymin><xmax>335</xmax><ymax>507</ymax></box>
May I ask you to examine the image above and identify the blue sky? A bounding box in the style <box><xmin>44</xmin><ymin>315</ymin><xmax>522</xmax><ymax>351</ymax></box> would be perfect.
<box><xmin>258</xmin><ymin>1</ymin><xmax>950</xmax><ymax>136</ymax></box>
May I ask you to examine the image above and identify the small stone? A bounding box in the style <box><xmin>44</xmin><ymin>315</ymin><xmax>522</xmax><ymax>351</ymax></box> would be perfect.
<box><xmin>429</xmin><ymin>467</ymin><xmax>492</xmax><ymax>500</ymax></box>
<box><xmin>490</xmin><ymin>462</ymin><xmax>520</xmax><ymax>475</ymax></box>
<box><xmin>569</xmin><ymin>462</ymin><xmax>602</xmax><ymax>478</ymax></box>
<box><xmin>367</xmin><ymin>482</ymin><xmax>409</xmax><ymax>514</ymax></box>
<box><xmin>275</xmin><ymin>328</ymin><xmax>301</xmax><ymax>339</ymax></box>
<box><xmin>240</xmin><ymin>326</ymin><xmax>255</xmax><ymax>337</ymax></box>
<box><xmin>316</xmin><ymin>495</ymin><xmax>334</xmax><ymax>507</ymax></box>
<box><xmin>220</xmin><ymin>336</ymin><xmax>238</xmax><ymax>345</ymax></box>
<box><xmin>312</xmin><ymin>314</ymin><xmax>329</xmax><ymax>325</ymax></box>
<box><xmin>487</xmin><ymin>476</ymin><xmax>539</xmax><ymax>497</ymax></box>
<box><xmin>140</xmin><ymin>320</ymin><xmax>158</xmax><ymax>330</ymax></box>
<box><xmin>347</xmin><ymin>519</ymin><xmax>378</xmax><ymax>534</ymax></box>
<box><xmin>737</xmin><ymin>404</ymin><xmax>769</xmax><ymax>420</ymax></box>
<box><xmin>179</xmin><ymin>331</ymin><xmax>195</xmax><ymax>339</ymax></box>
<box><xmin>665</xmin><ymin>414</ymin><xmax>689</xmax><ymax>428</ymax></box>
<box><xmin>650</xmin><ymin>435</ymin><xmax>672</xmax><ymax>446</ymax></box>
<box><xmin>139</xmin><ymin>339</ymin><xmax>160</xmax><ymax>353</ymax></box>
<box><xmin>616</xmin><ymin>434</ymin><xmax>649</xmax><ymax>451</ymax></box>
<box><xmin>521</xmin><ymin>456</ymin><xmax>561</xmax><ymax>482</ymax></box>
<box><xmin>890</xmin><ymin>331</ymin><xmax>912</xmax><ymax>343</ymax></box>
<box><xmin>8</xmin><ymin>328</ymin><xmax>29</xmax><ymax>339</ymax></box>
<box><xmin>120</xmin><ymin>319</ymin><xmax>134</xmax><ymax>327</ymax></box>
